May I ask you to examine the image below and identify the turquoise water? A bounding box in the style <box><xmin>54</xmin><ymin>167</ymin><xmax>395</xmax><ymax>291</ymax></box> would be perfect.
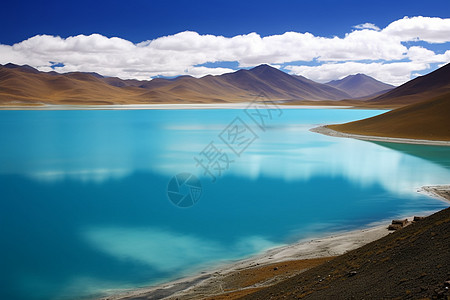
<box><xmin>0</xmin><ymin>108</ymin><xmax>449</xmax><ymax>300</ymax></box>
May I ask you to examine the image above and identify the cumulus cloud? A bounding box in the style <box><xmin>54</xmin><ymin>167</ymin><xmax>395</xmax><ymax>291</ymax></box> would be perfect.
<box><xmin>383</xmin><ymin>16</ymin><xmax>450</xmax><ymax>43</ymax></box>
<box><xmin>353</xmin><ymin>23</ymin><xmax>380</xmax><ymax>31</ymax></box>
<box><xmin>0</xmin><ymin>16</ymin><xmax>449</xmax><ymax>84</ymax></box>
<box><xmin>407</xmin><ymin>46</ymin><xmax>450</xmax><ymax>63</ymax></box>
<box><xmin>285</xmin><ymin>46</ymin><xmax>450</xmax><ymax>85</ymax></box>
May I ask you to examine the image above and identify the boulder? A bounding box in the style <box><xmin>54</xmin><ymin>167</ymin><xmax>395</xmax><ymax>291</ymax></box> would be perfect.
<box><xmin>388</xmin><ymin>224</ymin><xmax>403</xmax><ymax>231</ymax></box>
<box><xmin>392</xmin><ymin>219</ymin><xmax>408</xmax><ymax>226</ymax></box>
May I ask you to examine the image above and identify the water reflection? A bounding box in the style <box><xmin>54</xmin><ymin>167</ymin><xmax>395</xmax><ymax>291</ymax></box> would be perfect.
<box><xmin>2</xmin><ymin>109</ymin><xmax>449</xmax><ymax>199</ymax></box>
<box><xmin>0</xmin><ymin>109</ymin><xmax>449</xmax><ymax>300</ymax></box>
<box><xmin>371</xmin><ymin>141</ymin><xmax>450</xmax><ymax>168</ymax></box>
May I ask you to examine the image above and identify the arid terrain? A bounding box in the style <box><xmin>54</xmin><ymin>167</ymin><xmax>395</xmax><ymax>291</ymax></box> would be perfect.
<box><xmin>322</xmin><ymin>62</ymin><xmax>450</xmax><ymax>141</ymax></box>
<box><xmin>0</xmin><ymin>63</ymin><xmax>392</xmax><ymax>106</ymax></box>
<box><xmin>329</xmin><ymin>92</ymin><xmax>450</xmax><ymax>141</ymax></box>
<box><xmin>238</xmin><ymin>207</ymin><xmax>450</xmax><ymax>300</ymax></box>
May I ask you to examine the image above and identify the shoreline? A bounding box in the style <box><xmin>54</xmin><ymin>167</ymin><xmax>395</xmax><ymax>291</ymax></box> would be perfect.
<box><xmin>418</xmin><ymin>185</ymin><xmax>450</xmax><ymax>203</ymax></box>
<box><xmin>0</xmin><ymin>103</ymin><xmax>356</xmax><ymax>110</ymax></box>
<box><xmin>106</xmin><ymin>225</ymin><xmax>391</xmax><ymax>300</ymax></box>
<box><xmin>310</xmin><ymin>125</ymin><xmax>450</xmax><ymax>146</ymax></box>
<box><xmin>104</xmin><ymin>186</ymin><xmax>450</xmax><ymax>300</ymax></box>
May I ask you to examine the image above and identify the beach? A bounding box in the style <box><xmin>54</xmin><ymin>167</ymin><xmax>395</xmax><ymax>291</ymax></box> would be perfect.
<box><xmin>105</xmin><ymin>184</ymin><xmax>450</xmax><ymax>300</ymax></box>
<box><xmin>107</xmin><ymin>223</ymin><xmax>391</xmax><ymax>300</ymax></box>
<box><xmin>0</xmin><ymin>103</ymin><xmax>354</xmax><ymax>110</ymax></box>
<box><xmin>311</xmin><ymin>125</ymin><xmax>450</xmax><ymax>146</ymax></box>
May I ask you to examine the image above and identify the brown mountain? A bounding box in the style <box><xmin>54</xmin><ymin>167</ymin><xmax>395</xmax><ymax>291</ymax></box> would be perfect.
<box><xmin>291</xmin><ymin>74</ymin><xmax>353</xmax><ymax>99</ymax></box>
<box><xmin>0</xmin><ymin>63</ymin><xmax>353</xmax><ymax>105</ymax></box>
<box><xmin>368</xmin><ymin>62</ymin><xmax>450</xmax><ymax>106</ymax></box>
<box><xmin>327</xmin><ymin>62</ymin><xmax>450</xmax><ymax>141</ymax></box>
<box><xmin>329</xmin><ymin>92</ymin><xmax>450</xmax><ymax>140</ymax></box>
<box><xmin>146</xmin><ymin>65</ymin><xmax>352</xmax><ymax>102</ymax></box>
<box><xmin>0</xmin><ymin>65</ymin><xmax>148</xmax><ymax>105</ymax></box>
<box><xmin>106</xmin><ymin>64</ymin><xmax>352</xmax><ymax>102</ymax></box>
<box><xmin>218</xmin><ymin>65</ymin><xmax>351</xmax><ymax>100</ymax></box>
<box><xmin>326</xmin><ymin>73</ymin><xmax>394</xmax><ymax>98</ymax></box>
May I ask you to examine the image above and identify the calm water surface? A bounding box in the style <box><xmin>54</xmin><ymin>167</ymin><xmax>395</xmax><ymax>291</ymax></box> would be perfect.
<box><xmin>0</xmin><ymin>108</ymin><xmax>449</xmax><ymax>300</ymax></box>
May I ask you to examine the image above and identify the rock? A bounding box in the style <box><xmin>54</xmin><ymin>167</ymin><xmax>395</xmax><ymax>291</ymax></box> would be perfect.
<box><xmin>347</xmin><ymin>271</ymin><xmax>357</xmax><ymax>277</ymax></box>
<box><xmin>273</xmin><ymin>267</ymin><xmax>278</xmax><ymax>271</ymax></box>
<box><xmin>388</xmin><ymin>224</ymin><xmax>403</xmax><ymax>231</ymax></box>
<box><xmin>392</xmin><ymin>219</ymin><xmax>408</xmax><ymax>226</ymax></box>
<box><xmin>414</xmin><ymin>216</ymin><xmax>425</xmax><ymax>221</ymax></box>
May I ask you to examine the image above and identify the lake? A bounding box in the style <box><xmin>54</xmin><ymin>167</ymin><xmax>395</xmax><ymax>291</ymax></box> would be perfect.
<box><xmin>0</xmin><ymin>107</ymin><xmax>449</xmax><ymax>300</ymax></box>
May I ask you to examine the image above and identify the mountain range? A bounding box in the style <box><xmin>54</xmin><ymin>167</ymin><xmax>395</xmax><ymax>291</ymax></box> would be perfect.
<box><xmin>0</xmin><ymin>63</ymin><xmax>393</xmax><ymax>105</ymax></box>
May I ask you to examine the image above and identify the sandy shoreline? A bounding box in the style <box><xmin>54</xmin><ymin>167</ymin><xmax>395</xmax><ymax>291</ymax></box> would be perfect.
<box><xmin>0</xmin><ymin>103</ymin><xmax>355</xmax><ymax>110</ymax></box>
<box><xmin>310</xmin><ymin>125</ymin><xmax>450</xmax><ymax>146</ymax></box>
<box><xmin>105</xmin><ymin>225</ymin><xmax>391</xmax><ymax>300</ymax></box>
<box><xmin>418</xmin><ymin>185</ymin><xmax>450</xmax><ymax>203</ymax></box>
<box><xmin>103</xmin><ymin>186</ymin><xmax>450</xmax><ymax>300</ymax></box>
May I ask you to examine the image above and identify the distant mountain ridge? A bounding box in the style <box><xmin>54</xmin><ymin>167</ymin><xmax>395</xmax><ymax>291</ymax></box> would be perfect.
<box><xmin>326</xmin><ymin>73</ymin><xmax>395</xmax><ymax>98</ymax></box>
<box><xmin>368</xmin><ymin>62</ymin><xmax>450</xmax><ymax>106</ymax></box>
<box><xmin>0</xmin><ymin>63</ymin><xmax>393</xmax><ymax>105</ymax></box>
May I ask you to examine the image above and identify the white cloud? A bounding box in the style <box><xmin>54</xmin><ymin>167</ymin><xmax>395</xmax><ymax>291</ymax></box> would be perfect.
<box><xmin>0</xmin><ymin>16</ymin><xmax>449</xmax><ymax>84</ymax></box>
<box><xmin>185</xmin><ymin>66</ymin><xmax>235</xmax><ymax>77</ymax></box>
<box><xmin>353</xmin><ymin>23</ymin><xmax>380</xmax><ymax>31</ymax></box>
<box><xmin>83</xmin><ymin>226</ymin><xmax>278</xmax><ymax>272</ymax></box>
<box><xmin>407</xmin><ymin>46</ymin><xmax>450</xmax><ymax>63</ymax></box>
<box><xmin>286</xmin><ymin>45</ymin><xmax>450</xmax><ymax>85</ymax></box>
<box><xmin>383</xmin><ymin>16</ymin><xmax>450</xmax><ymax>43</ymax></box>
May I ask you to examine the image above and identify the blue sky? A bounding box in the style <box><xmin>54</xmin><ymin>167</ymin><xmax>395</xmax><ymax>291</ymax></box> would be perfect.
<box><xmin>1</xmin><ymin>0</ymin><xmax>449</xmax><ymax>44</ymax></box>
<box><xmin>1</xmin><ymin>0</ymin><xmax>450</xmax><ymax>85</ymax></box>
